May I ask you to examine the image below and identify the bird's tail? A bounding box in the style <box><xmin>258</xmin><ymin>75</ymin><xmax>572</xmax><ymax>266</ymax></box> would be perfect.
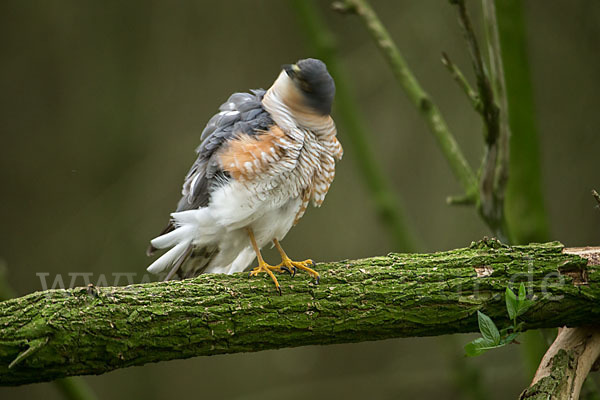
<box><xmin>147</xmin><ymin>209</ymin><xmax>218</xmax><ymax>278</ymax></box>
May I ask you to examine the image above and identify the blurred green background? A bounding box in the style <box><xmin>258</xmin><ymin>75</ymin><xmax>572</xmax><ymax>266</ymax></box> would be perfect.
<box><xmin>1</xmin><ymin>1</ymin><xmax>599</xmax><ymax>399</ymax></box>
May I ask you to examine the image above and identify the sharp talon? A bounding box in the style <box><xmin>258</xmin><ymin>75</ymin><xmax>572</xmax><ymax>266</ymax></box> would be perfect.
<box><xmin>315</xmin><ymin>275</ymin><xmax>320</xmax><ymax>285</ymax></box>
<box><xmin>277</xmin><ymin>286</ymin><xmax>282</xmax><ymax>295</ymax></box>
<box><xmin>280</xmin><ymin>266</ymin><xmax>292</xmax><ymax>275</ymax></box>
<box><xmin>271</xmin><ymin>240</ymin><xmax>318</xmax><ymax>285</ymax></box>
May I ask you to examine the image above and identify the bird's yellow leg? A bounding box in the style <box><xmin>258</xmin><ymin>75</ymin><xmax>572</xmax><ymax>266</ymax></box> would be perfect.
<box><xmin>273</xmin><ymin>239</ymin><xmax>320</xmax><ymax>284</ymax></box>
<box><xmin>247</xmin><ymin>228</ymin><xmax>281</xmax><ymax>294</ymax></box>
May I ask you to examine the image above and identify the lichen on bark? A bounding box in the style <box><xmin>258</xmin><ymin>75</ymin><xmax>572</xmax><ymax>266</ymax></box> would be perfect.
<box><xmin>0</xmin><ymin>239</ymin><xmax>598</xmax><ymax>386</ymax></box>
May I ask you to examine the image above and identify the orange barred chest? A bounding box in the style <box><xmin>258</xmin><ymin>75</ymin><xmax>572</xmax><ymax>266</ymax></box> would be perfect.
<box><xmin>217</xmin><ymin>124</ymin><xmax>342</xmax><ymax>224</ymax></box>
<box><xmin>217</xmin><ymin>125</ymin><xmax>289</xmax><ymax>181</ymax></box>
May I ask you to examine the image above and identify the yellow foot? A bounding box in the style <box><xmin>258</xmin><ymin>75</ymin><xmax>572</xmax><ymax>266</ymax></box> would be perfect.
<box><xmin>277</xmin><ymin>257</ymin><xmax>320</xmax><ymax>284</ymax></box>
<box><xmin>248</xmin><ymin>261</ymin><xmax>282</xmax><ymax>295</ymax></box>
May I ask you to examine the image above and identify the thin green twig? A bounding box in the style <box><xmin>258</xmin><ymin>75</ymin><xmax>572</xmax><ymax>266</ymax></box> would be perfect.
<box><xmin>332</xmin><ymin>0</ymin><xmax>514</xmax><ymax>241</ymax></box>
<box><xmin>482</xmin><ymin>0</ymin><xmax>510</xmax><ymax>199</ymax></box>
<box><xmin>441</xmin><ymin>52</ymin><xmax>483</xmax><ymax>114</ymax></box>
<box><xmin>454</xmin><ymin>0</ymin><xmax>499</xmax><ymax>145</ymax></box>
<box><xmin>332</xmin><ymin>0</ymin><xmax>478</xmax><ymax>201</ymax></box>
<box><xmin>452</xmin><ymin>10</ymin><xmax>495</xmax><ymax>129</ymax></box>
<box><xmin>290</xmin><ymin>0</ymin><xmax>419</xmax><ymax>251</ymax></box>
<box><xmin>452</xmin><ymin>0</ymin><xmax>509</xmax><ymax>243</ymax></box>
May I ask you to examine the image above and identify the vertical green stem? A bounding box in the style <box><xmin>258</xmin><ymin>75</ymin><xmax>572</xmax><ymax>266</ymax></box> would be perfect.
<box><xmin>482</xmin><ymin>0</ymin><xmax>511</xmax><ymax>200</ymax></box>
<box><xmin>495</xmin><ymin>0</ymin><xmax>550</xmax><ymax>244</ymax></box>
<box><xmin>493</xmin><ymin>0</ymin><xmax>560</xmax><ymax>390</ymax></box>
<box><xmin>453</xmin><ymin>0</ymin><xmax>509</xmax><ymax>243</ymax></box>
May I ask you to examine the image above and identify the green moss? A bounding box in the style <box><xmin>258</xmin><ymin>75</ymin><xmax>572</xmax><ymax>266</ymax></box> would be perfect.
<box><xmin>519</xmin><ymin>349</ymin><xmax>575</xmax><ymax>399</ymax></box>
<box><xmin>0</xmin><ymin>241</ymin><xmax>598</xmax><ymax>385</ymax></box>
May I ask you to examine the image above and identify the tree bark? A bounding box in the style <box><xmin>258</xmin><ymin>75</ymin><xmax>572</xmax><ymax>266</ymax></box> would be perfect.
<box><xmin>1</xmin><ymin>239</ymin><xmax>599</xmax><ymax>386</ymax></box>
<box><xmin>519</xmin><ymin>247</ymin><xmax>600</xmax><ymax>400</ymax></box>
<box><xmin>520</xmin><ymin>327</ymin><xmax>600</xmax><ymax>400</ymax></box>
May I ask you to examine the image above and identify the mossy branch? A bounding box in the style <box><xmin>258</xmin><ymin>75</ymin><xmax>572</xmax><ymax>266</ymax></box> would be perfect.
<box><xmin>1</xmin><ymin>240</ymin><xmax>599</xmax><ymax>386</ymax></box>
<box><xmin>1</xmin><ymin>253</ymin><xmax>98</xmax><ymax>399</ymax></box>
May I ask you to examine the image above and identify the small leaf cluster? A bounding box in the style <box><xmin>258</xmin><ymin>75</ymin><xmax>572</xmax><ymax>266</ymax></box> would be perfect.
<box><xmin>464</xmin><ymin>283</ymin><xmax>534</xmax><ymax>357</ymax></box>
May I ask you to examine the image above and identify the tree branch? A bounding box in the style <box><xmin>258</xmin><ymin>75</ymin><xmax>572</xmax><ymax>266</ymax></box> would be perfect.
<box><xmin>482</xmin><ymin>0</ymin><xmax>511</xmax><ymax>203</ymax></box>
<box><xmin>454</xmin><ymin>0</ymin><xmax>499</xmax><ymax>146</ymax></box>
<box><xmin>441</xmin><ymin>52</ymin><xmax>483</xmax><ymax>114</ymax></box>
<box><xmin>593</xmin><ymin>189</ymin><xmax>600</xmax><ymax>208</ymax></box>
<box><xmin>0</xmin><ymin>255</ymin><xmax>98</xmax><ymax>399</ymax></box>
<box><xmin>1</xmin><ymin>240</ymin><xmax>599</xmax><ymax>386</ymax></box>
<box><xmin>331</xmin><ymin>0</ymin><xmax>515</xmax><ymax>241</ymax></box>
<box><xmin>520</xmin><ymin>246</ymin><xmax>600</xmax><ymax>400</ymax></box>
<box><xmin>332</xmin><ymin>0</ymin><xmax>478</xmax><ymax>200</ymax></box>
<box><xmin>520</xmin><ymin>327</ymin><xmax>600</xmax><ymax>400</ymax></box>
<box><xmin>451</xmin><ymin>0</ymin><xmax>508</xmax><ymax>243</ymax></box>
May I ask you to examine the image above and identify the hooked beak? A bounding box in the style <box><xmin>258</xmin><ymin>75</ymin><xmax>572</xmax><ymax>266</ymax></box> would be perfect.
<box><xmin>283</xmin><ymin>63</ymin><xmax>300</xmax><ymax>78</ymax></box>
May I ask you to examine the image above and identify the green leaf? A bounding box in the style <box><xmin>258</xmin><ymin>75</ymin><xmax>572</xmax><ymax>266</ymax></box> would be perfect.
<box><xmin>518</xmin><ymin>282</ymin><xmax>527</xmax><ymax>301</ymax></box>
<box><xmin>465</xmin><ymin>338</ymin><xmax>489</xmax><ymax>357</ymax></box>
<box><xmin>502</xmin><ymin>332</ymin><xmax>520</xmax><ymax>345</ymax></box>
<box><xmin>517</xmin><ymin>299</ymin><xmax>535</xmax><ymax>317</ymax></box>
<box><xmin>477</xmin><ymin>311</ymin><xmax>501</xmax><ymax>344</ymax></box>
<box><xmin>465</xmin><ymin>337</ymin><xmax>506</xmax><ymax>357</ymax></box>
<box><xmin>500</xmin><ymin>325</ymin><xmax>515</xmax><ymax>336</ymax></box>
<box><xmin>515</xmin><ymin>283</ymin><xmax>535</xmax><ymax>317</ymax></box>
<box><xmin>514</xmin><ymin>321</ymin><xmax>525</xmax><ymax>332</ymax></box>
<box><xmin>505</xmin><ymin>286</ymin><xmax>518</xmax><ymax>320</ymax></box>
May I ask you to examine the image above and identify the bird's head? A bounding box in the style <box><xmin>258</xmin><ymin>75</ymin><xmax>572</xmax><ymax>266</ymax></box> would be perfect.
<box><xmin>279</xmin><ymin>58</ymin><xmax>335</xmax><ymax>116</ymax></box>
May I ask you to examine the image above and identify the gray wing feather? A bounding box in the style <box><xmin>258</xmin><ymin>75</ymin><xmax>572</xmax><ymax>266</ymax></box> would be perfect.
<box><xmin>179</xmin><ymin>88</ymin><xmax>270</xmax><ymax>211</ymax></box>
<box><xmin>150</xmin><ymin>89</ymin><xmax>271</xmax><ymax>236</ymax></box>
<box><xmin>148</xmin><ymin>89</ymin><xmax>270</xmax><ymax>257</ymax></box>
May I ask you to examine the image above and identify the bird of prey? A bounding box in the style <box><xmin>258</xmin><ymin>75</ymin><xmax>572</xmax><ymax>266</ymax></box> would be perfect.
<box><xmin>146</xmin><ymin>58</ymin><xmax>343</xmax><ymax>293</ymax></box>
